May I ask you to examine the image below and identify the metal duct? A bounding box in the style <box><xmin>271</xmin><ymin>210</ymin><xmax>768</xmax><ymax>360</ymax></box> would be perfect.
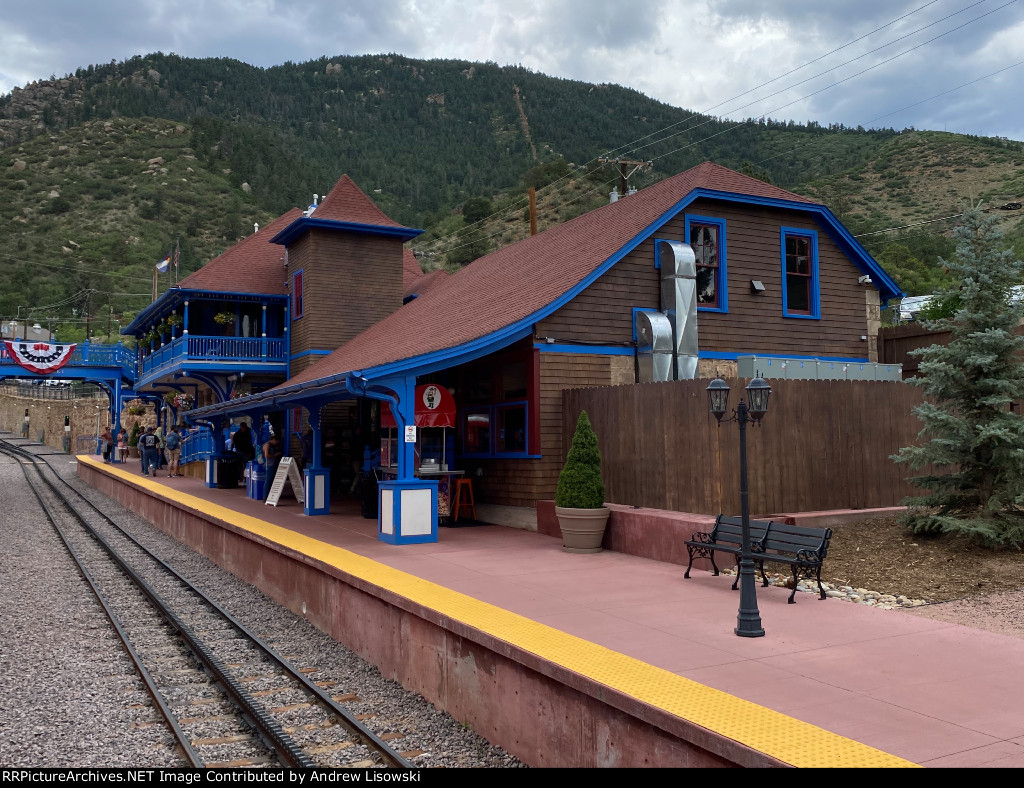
<box><xmin>634</xmin><ymin>310</ymin><xmax>674</xmax><ymax>383</ymax></box>
<box><xmin>658</xmin><ymin>240</ymin><xmax>699</xmax><ymax>380</ymax></box>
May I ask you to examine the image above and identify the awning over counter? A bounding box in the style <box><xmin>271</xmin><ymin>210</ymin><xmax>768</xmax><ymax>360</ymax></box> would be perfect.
<box><xmin>381</xmin><ymin>383</ymin><xmax>455</xmax><ymax>428</ymax></box>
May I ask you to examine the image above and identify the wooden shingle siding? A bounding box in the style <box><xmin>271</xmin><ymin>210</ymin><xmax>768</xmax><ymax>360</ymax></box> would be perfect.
<box><xmin>539</xmin><ymin>199</ymin><xmax>873</xmax><ymax>359</ymax></box>
<box><xmin>287</xmin><ymin>229</ymin><xmax>404</xmax><ymax>359</ymax></box>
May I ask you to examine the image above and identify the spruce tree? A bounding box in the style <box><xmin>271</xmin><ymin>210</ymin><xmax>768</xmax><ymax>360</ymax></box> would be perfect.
<box><xmin>893</xmin><ymin>205</ymin><xmax>1024</xmax><ymax>547</ymax></box>
<box><xmin>555</xmin><ymin>411</ymin><xmax>605</xmax><ymax>509</ymax></box>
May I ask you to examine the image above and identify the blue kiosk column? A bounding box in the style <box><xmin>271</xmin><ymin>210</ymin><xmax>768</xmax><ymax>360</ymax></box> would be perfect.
<box><xmin>303</xmin><ymin>398</ymin><xmax>330</xmax><ymax>515</ymax></box>
<box><xmin>349</xmin><ymin>375</ymin><xmax>437</xmax><ymax>545</ymax></box>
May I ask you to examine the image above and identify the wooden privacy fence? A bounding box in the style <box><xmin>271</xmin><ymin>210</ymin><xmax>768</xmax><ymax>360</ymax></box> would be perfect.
<box><xmin>563</xmin><ymin>378</ymin><xmax>927</xmax><ymax>516</ymax></box>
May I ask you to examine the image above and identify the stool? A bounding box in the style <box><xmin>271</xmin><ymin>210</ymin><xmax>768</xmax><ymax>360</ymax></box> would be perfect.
<box><xmin>452</xmin><ymin>478</ymin><xmax>477</xmax><ymax>523</ymax></box>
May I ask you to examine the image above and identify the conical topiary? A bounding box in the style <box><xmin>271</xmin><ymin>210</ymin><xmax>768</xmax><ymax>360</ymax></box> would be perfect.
<box><xmin>555</xmin><ymin>410</ymin><xmax>605</xmax><ymax>509</ymax></box>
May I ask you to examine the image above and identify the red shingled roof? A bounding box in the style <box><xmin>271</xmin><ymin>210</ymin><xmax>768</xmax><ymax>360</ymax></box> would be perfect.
<box><xmin>311</xmin><ymin>174</ymin><xmax>408</xmax><ymax>228</ymax></box>
<box><xmin>177</xmin><ymin>208</ymin><xmax>303</xmax><ymax>294</ymax></box>
<box><xmin>281</xmin><ymin>163</ymin><xmax>818</xmax><ymax>388</ymax></box>
<box><xmin>404</xmin><ymin>268</ymin><xmax>450</xmax><ymax>299</ymax></box>
<box><xmin>402</xmin><ymin>248</ymin><xmax>422</xmax><ymax>290</ymax></box>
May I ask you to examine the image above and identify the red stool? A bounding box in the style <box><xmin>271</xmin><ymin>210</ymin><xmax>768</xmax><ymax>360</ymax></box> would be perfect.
<box><xmin>452</xmin><ymin>478</ymin><xmax>477</xmax><ymax>522</ymax></box>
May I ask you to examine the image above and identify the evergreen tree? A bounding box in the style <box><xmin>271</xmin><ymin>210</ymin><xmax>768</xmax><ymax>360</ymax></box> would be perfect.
<box><xmin>892</xmin><ymin>205</ymin><xmax>1024</xmax><ymax>547</ymax></box>
<box><xmin>555</xmin><ymin>411</ymin><xmax>605</xmax><ymax>509</ymax></box>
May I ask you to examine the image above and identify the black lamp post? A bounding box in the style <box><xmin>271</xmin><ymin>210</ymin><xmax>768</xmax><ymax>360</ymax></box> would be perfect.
<box><xmin>707</xmin><ymin>376</ymin><xmax>772</xmax><ymax>638</ymax></box>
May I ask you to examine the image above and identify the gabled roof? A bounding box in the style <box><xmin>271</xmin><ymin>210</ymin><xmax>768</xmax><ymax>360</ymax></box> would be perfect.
<box><xmin>281</xmin><ymin>162</ymin><xmax>893</xmax><ymax>389</ymax></box>
<box><xmin>177</xmin><ymin>208</ymin><xmax>303</xmax><ymax>295</ymax></box>
<box><xmin>189</xmin><ymin>162</ymin><xmax>901</xmax><ymax>415</ymax></box>
<box><xmin>270</xmin><ymin>174</ymin><xmax>423</xmax><ymax>245</ymax></box>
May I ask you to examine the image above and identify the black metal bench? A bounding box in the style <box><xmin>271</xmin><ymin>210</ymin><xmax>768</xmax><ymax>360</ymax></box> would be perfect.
<box><xmin>752</xmin><ymin>521</ymin><xmax>832</xmax><ymax>603</ymax></box>
<box><xmin>684</xmin><ymin>515</ymin><xmax>771</xmax><ymax>588</ymax></box>
<box><xmin>685</xmin><ymin>516</ymin><xmax>832</xmax><ymax>604</ymax></box>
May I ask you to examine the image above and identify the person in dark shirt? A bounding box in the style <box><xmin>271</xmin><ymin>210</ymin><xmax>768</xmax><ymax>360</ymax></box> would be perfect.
<box><xmin>262</xmin><ymin>433</ymin><xmax>284</xmax><ymax>499</ymax></box>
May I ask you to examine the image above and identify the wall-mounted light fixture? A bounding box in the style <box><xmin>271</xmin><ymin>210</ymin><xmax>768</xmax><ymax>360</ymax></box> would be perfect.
<box><xmin>750</xmin><ymin>280</ymin><xmax>765</xmax><ymax>293</ymax></box>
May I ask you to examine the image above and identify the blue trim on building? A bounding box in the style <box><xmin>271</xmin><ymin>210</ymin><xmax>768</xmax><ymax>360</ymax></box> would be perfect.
<box><xmin>685</xmin><ymin>213</ymin><xmax>729</xmax><ymax>314</ymax></box>
<box><xmin>534</xmin><ymin>343</ymin><xmax>634</xmax><ymax>355</ymax></box>
<box><xmin>289</xmin><ymin>349</ymin><xmax>333</xmax><ymax>360</ymax></box>
<box><xmin>270</xmin><ymin>217</ymin><xmax>423</xmax><ymax>246</ymax></box>
<box><xmin>185</xmin><ymin>185</ymin><xmax>903</xmax><ymax>421</ymax></box>
<box><xmin>780</xmin><ymin>226</ymin><xmax>821</xmax><ymax>320</ymax></box>
<box><xmin>292</xmin><ymin>268</ymin><xmax>304</xmax><ymax>320</ymax></box>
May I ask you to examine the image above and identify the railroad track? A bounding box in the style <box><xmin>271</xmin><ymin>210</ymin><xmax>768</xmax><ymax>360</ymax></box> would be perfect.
<box><xmin>0</xmin><ymin>439</ymin><xmax>416</xmax><ymax>770</ymax></box>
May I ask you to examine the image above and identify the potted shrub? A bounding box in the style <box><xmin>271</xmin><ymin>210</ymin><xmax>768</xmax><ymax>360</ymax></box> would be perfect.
<box><xmin>554</xmin><ymin>410</ymin><xmax>610</xmax><ymax>553</ymax></box>
<box><xmin>127</xmin><ymin>421</ymin><xmax>141</xmax><ymax>457</ymax></box>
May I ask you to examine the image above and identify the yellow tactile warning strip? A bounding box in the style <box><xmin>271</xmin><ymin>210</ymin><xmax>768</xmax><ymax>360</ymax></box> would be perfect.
<box><xmin>80</xmin><ymin>455</ymin><xmax>917</xmax><ymax>768</ymax></box>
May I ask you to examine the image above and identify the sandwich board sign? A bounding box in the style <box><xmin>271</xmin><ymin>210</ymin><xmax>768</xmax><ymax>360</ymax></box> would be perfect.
<box><xmin>265</xmin><ymin>456</ymin><xmax>305</xmax><ymax>507</ymax></box>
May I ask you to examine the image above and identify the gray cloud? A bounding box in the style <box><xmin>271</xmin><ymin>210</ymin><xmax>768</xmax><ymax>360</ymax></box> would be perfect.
<box><xmin>0</xmin><ymin>0</ymin><xmax>1021</xmax><ymax>140</ymax></box>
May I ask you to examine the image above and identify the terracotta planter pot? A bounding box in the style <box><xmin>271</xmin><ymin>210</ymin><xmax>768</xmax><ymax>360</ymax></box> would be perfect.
<box><xmin>555</xmin><ymin>506</ymin><xmax>611</xmax><ymax>553</ymax></box>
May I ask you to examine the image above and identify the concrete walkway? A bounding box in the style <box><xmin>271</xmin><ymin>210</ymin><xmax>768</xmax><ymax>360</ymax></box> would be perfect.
<box><xmin>86</xmin><ymin>460</ymin><xmax>1024</xmax><ymax>767</ymax></box>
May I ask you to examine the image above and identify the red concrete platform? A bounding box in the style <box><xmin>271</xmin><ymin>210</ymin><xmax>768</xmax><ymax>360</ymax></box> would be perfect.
<box><xmin>78</xmin><ymin>457</ymin><xmax>1024</xmax><ymax>768</ymax></box>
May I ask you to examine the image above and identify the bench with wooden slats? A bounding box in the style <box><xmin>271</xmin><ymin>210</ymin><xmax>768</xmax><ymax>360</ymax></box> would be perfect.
<box><xmin>684</xmin><ymin>515</ymin><xmax>772</xmax><ymax>589</ymax></box>
<box><xmin>685</xmin><ymin>516</ymin><xmax>832</xmax><ymax>603</ymax></box>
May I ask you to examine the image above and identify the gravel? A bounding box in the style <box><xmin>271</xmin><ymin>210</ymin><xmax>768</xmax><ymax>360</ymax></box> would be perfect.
<box><xmin>0</xmin><ymin>446</ymin><xmax>524</xmax><ymax>768</ymax></box>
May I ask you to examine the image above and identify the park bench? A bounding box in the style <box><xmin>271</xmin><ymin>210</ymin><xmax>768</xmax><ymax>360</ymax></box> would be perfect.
<box><xmin>685</xmin><ymin>516</ymin><xmax>832</xmax><ymax>604</ymax></box>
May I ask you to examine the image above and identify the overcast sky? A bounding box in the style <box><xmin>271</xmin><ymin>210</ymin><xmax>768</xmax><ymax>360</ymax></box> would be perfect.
<box><xmin>2</xmin><ymin>0</ymin><xmax>1023</xmax><ymax>141</ymax></box>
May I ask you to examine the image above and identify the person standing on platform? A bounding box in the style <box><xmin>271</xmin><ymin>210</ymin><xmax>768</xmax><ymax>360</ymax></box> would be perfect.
<box><xmin>262</xmin><ymin>432</ymin><xmax>283</xmax><ymax>500</ymax></box>
<box><xmin>100</xmin><ymin>427</ymin><xmax>114</xmax><ymax>463</ymax></box>
<box><xmin>233</xmin><ymin>422</ymin><xmax>256</xmax><ymax>465</ymax></box>
<box><xmin>164</xmin><ymin>425</ymin><xmax>182</xmax><ymax>477</ymax></box>
<box><xmin>139</xmin><ymin>427</ymin><xmax>160</xmax><ymax>477</ymax></box>
<box><xmin>154</xmin><ymin>425</ymin><xmax>166</xmax><ymax>470</ymax></box>
<box><xmin>116</xmin><ymin>428</ymin><xmax>127</xmax><ymax>463</ymax></box>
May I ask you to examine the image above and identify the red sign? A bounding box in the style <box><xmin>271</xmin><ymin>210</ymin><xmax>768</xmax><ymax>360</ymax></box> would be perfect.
<box><xmin>381</xmin><ymin>384</ymin><xmax>455</xmax><ymax>428</ymax></box>
<box><xmin>3</xmin><ymin>340</ymin><xmax>76</xmax><ymax>375</ymax></box>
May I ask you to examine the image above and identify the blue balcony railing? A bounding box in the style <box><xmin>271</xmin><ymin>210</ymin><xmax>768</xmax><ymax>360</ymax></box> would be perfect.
<box><xmin>180</xmin><ymin>426</ymin><xmax>216</xmax><ymax>465</ymax></box>
<box><xmin>140</xmin><ymin>335</ymin><xmax>286</xmax><ymax>378</ymax></box>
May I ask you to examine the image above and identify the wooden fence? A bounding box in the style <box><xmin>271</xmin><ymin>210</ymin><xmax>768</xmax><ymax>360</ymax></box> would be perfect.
<box><xmin>563</xmin><ymin>378</ymin><xmax>927</xmax><ymax>516</ymax></box>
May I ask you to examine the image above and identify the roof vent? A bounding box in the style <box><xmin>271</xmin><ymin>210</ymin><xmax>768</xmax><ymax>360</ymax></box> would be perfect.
<box><xmin>253</xmin><ymin>222</ymin><xmax>259</xmax><ymax>233</ymax></box>
<box><xmin>304</xmin><ymin>193</ymin><xmax>320</xmax><ymax>217</ymax></box>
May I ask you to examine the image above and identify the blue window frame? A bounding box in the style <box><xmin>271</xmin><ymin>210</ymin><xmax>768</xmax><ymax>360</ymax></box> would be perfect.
<box><xmin>780</xmin><ymin>227</ymin><xmax>820</xmax><ymax>319</ymax></box>
<box><xmin>292</xmin><ymin>270</ymin><xmax>304</xmax><ymax>320</ymax></box>
<box><xmin>460</xmin><ymin>401</ymin><xmax>531</xmax><ymax>458</ymax></box>
<box><xmin>685</xmin><ymin>215</ymin><xmax>728</xmax><ymax>313</ymax></box>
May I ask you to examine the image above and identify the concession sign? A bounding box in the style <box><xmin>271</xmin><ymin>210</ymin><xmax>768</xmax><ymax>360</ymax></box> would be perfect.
<box><xmin>3</xmin><ymin>340</ymin><xmax>77</xmax><ymax>375</ymax></box>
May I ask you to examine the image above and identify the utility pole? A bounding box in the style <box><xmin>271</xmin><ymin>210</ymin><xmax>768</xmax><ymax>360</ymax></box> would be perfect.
<box><xmin>528</xmin><ymin>188</ymin><xmax>537</xmax><ymax>236</ymax></box>
<box><xmin>85</xmin><ymin>290</ymin><xmax>91</xmax><ymax>342</ymax></box>
<box><xmin>597</xmin><ymin>157</ymin><xmax>653</xmax><ymax>195</ymax></box>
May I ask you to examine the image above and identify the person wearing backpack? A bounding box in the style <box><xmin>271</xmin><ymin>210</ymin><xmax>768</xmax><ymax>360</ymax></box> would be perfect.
<box><xmin>140</xmin><ymin>426</ymin><xmax>160</xmax><ymax>478</ymax></box>
<box><xmin>164</xmin><ymin>425</ymin><xmax>182</xmax><ymax>477</ymax></box>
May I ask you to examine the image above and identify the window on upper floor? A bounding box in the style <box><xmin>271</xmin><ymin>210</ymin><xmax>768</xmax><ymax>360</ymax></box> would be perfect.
<box><xmin>292</xmin><ymin>270</ymin><xmax>304</xmax><ymax>320</ymax></box>
<box><xmin>684</xmin><ymin>215</ymin><xmax>728</xmax><ymax>313</ymax></box>
<box><xmin>781</xmin><ymin>228</ymin><xmax>820</xmax><ymax>319</ymax></box>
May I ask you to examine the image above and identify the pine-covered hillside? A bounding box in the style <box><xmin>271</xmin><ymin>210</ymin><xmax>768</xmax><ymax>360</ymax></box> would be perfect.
<box><xmin>1</xmin><ymin>52</ymin><xmax>1022</xmax><ymax>338</ymax></box>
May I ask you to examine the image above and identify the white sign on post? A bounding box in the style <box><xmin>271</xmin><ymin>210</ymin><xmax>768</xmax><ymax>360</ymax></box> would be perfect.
<box><xmin>265</xmin><ymin>456</ymin><xmax>306</xmax><ymax>507</ymax></box>
<box><xmin>404</xmin><ymin>425</ymin><xmax>416</xmax><ymax>443</ymax></box>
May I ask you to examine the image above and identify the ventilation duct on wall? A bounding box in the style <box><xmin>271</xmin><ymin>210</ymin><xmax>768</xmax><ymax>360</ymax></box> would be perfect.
<box><xmin>658</xmin><ymin>240</ymin><xmax>699</xmax><ymax>380</ymax></box>
<box><xmin>634</xmin><ymin>310</ymin><xmax>674</xmax><ymax>383</ymax></box>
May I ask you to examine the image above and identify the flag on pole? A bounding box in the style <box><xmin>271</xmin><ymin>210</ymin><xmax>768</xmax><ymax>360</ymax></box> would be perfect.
<box><xmin>173</xmin><ymin>240</ymin><xmax>180</xmax><ymax>270</ymax></box>
<box><xmin>156</xmin><ymin>255</ymin><xmax>170</xmax><ymax>273</ymax></box>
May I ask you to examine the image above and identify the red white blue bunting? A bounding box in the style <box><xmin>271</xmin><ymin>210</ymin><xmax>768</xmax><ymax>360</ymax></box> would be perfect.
<box><xmin>3</xmin><ymin>340</ymin><xmax>77</xmax><ymax>374</ymax></box>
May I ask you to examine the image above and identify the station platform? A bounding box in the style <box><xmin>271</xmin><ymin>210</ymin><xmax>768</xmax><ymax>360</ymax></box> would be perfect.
<box><xmin>76</xmin><ymin>454</ymin><xmax>1024</xmax><ymax>768</ymax></box>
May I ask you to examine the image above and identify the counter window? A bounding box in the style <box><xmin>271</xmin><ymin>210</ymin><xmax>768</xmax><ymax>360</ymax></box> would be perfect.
<box><xmin>462</xmin><ymin>408</ymin><xmax>491</xmax><ymax>455</ymax></box>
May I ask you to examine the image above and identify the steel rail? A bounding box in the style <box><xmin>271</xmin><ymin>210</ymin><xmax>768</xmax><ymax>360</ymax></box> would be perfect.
<box><xmin>2</xmin><ymin>444</ymin><xmax>204</xmax><ymax>767</ymax></box>
<box><xmin>3</xmin><ymin>440</ymin><xmax>414</xmax><ymax>769</ymax></box>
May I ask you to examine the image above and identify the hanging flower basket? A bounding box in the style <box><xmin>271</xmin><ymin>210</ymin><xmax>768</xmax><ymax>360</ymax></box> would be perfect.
<box><xmin>214</xmin><ymin>312</ymin><xmax>235</xmax><ymax>326</ymax></box>
<box><xmin>172</xmin><ymin>393</ymin><xmax>194</xmax><ymax>410</ymax></box>
<box><xmin>167</xmin><ymin>313</ymin><xmax>183</xmax><ymax>327</ymax></box>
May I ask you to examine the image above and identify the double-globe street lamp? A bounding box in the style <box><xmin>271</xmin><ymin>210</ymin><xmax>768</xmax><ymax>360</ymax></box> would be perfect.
<box><xmin>707</xmin><ymin>376</ymin><xmax>772</xmax><ymax>638</ymax></box>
